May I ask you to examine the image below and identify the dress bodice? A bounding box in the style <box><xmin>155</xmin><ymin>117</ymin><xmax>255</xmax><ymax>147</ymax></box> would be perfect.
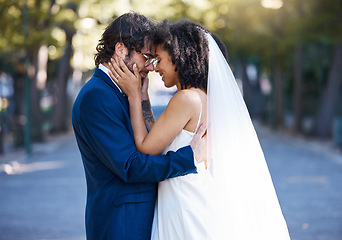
<box><xmin>151</xmin><ymin>97</ymin><xmax>213</xmax><ymax>240</ymax></box>
<box><xmin>162</xmin><ymin>129</ymin><xmax>194</xmax><ymax>153</ymax></box>
<box><xmin>162</xmin><ymin>94</ymin><xmax>202</xmax><ymax>154</ymax></box>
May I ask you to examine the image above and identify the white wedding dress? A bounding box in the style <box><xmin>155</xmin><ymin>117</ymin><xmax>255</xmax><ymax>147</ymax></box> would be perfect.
<box><xmin>151</xmin><ymin>104</ymin><xmax>215</xmax><ymax>240</ymax></box>
<box><xmin>151</xmin><ymin>33</ymin><xmax>291</xmax><ymax>240</ymax></box>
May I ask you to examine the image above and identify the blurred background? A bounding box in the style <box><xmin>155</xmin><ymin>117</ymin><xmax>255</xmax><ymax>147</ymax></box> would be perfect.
<box><xmin>0</xmin><ymin>1</ymin><xmax>342</xmax><ymax>239</ymax></box>
<box><xmin>0</xmin><ymin>0</ymin><xmax>341</xmax><ymax>158</ymax></box>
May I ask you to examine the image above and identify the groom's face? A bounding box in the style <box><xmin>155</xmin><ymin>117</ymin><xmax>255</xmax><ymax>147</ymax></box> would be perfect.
<box><xmin>123</xmin><ymin>44</ymin><xmax>156</xmax><ymax>80</ymax></box>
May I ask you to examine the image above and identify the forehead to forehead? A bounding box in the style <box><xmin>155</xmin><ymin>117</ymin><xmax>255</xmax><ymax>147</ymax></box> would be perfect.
<box><xmin>141</xmin><ymin>37</ymin><xmax>156</xmax><ymax>54</ymax></box>
<box><xmin>155</xmin><ymin>45</ymin><xmax>163</xmax><ymax>54</ymax></box>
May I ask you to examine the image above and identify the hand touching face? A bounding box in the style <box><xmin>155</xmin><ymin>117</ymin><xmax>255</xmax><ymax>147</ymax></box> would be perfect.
<box><xmin>108</xmin><ymin>57</ymin><xmax>141</xmax><ymax>98</ymax></box>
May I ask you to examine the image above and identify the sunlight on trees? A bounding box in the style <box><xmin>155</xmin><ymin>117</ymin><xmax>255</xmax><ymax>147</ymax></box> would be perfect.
<box><xmin>0</xmin><ymin>0</ymin><xmax>341</xmax><ymax>154</ymax></box>
<box><xmin>261</xmin><ymin>0</ymin><xmax>283</xmax><ymax>9</ymax></box>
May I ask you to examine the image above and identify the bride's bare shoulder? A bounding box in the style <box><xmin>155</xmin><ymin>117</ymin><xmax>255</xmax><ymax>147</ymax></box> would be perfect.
<box><xmin>171</xmin><ymin>89</ymin><xmax>202</xmax><ymax>106</ymax></box>
<box><xmin>162</xmin><ymin>89</ymin><xmax>202</xmax><ymax>120</ymax></box>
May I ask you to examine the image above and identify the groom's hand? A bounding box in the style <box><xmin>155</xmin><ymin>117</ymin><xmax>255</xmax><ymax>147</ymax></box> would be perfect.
<box><xmin>190</xmin><ymin>123</ymin><xmax>207</xmax><ymax>167</ymax></box>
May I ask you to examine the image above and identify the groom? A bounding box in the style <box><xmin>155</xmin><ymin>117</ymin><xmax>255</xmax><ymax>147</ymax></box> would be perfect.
<box><xmin>72</xmin><ymin>12</ymin><xmax>207</xmax><ymax>240</ymax></box>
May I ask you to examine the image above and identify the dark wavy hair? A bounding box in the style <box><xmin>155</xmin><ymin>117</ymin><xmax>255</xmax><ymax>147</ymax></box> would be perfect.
<box><xmin>94</xmin><ymin>12</ymin><xmax>155</xmax><ymax>67</ymax></box>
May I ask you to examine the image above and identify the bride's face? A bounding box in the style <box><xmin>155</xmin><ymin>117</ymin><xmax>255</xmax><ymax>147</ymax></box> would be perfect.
<box><xmin>155</xmin><ymin>45</ymin><xmax>180</xmax><ymax>89</ymax></box>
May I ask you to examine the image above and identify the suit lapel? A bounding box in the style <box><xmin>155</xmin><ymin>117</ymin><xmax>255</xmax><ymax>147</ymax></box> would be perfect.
<box><xmin>94</xmin><ymin>68</ymin><xmax>129</xmax><ymax>113</ymax></box>
<box><xmin>116</xmin><ymin>90</ymin><xmax>129</xmax><ymax>114</ymax></box>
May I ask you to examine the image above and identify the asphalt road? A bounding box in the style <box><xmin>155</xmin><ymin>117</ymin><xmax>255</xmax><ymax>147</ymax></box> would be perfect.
<box><xmin>0</xmin><ymin>123</ymin><xmax>341</xmax><ymax>240</ymax></box>
<box><xmin>0</xmin><ymin>134</ymin><xmax>86</xmax><ymax>240</ymax></box>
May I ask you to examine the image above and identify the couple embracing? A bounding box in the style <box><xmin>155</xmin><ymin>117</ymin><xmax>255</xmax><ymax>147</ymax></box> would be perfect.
<box><xmin>72</xmin><ymin>12</ymin><xmax>291</xmax><ymax>240</ymax></box>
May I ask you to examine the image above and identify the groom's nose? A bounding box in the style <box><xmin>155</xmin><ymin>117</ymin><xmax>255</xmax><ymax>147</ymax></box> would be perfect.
<box><xmin>145</xmin><ymin>62</ymin><xmax>155</xmax><ymax>72</ymax></box>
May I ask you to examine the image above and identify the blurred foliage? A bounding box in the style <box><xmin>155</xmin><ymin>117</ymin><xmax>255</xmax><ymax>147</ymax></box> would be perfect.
<box><xmin>0</xmin><ymin>0</ymin><xmax>341</xmax><ymax>151</ymax></box>
<box><xmin>1</xmin><ymin>0</ymin><xmax>340</xmax><ymax>73</ymax></box>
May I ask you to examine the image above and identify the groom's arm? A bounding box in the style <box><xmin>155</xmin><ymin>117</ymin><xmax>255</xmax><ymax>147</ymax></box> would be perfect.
<box><xmin>79</xmin><ymin>88</ymin><xmax>197</xmax><ymax>183</ymax></box>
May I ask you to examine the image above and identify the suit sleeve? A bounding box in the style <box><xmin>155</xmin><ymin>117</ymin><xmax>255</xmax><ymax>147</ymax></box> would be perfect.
<box><xmin>77</xmin><ymin>87</ymin><xmax>197</xmax><ymax>183</ymax></box>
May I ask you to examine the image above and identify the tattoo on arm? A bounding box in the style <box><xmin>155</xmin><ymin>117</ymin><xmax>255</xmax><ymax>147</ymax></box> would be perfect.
<box><xmin>142</xmin><ymin>100</ymin><xmax>155</xmax><ymax>131</ymax></box>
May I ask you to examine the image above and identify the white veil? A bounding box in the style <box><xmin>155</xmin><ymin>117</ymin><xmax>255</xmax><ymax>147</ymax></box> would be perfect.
<box><xmin>206</xmin><ymin>33</ymin><xmax>291</xmax><ymax>239</ymax></box>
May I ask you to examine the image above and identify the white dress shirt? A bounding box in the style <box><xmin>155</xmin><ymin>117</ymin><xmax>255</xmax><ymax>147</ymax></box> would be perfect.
<box><xmin>99</xmin><ymin>63</ymin><xmax>123</xmax><ymax>93</ymax></box>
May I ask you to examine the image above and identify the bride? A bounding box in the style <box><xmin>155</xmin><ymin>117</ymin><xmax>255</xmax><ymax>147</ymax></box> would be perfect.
<box><xmin>108</xmin><ymin>19</ymin><xmax>291</xmax><ymax>240</ymax></box>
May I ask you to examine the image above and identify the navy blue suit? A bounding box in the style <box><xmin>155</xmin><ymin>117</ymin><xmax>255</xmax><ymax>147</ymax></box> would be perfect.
<box><xmin>72</xmin><ymin>68</ymin><xmax>197</xmax><ymax>240</ymax></box>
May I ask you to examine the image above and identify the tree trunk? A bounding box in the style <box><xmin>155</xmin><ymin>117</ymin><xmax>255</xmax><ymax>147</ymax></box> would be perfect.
<box><xmin>37</xmin><ymin>45</ymin><xmax>48</xmax><ymax>90</ymax></box>
<box><xmin>274</xmin><ymin>62</ymin><xmax>284</xmax><ymax>129</ymax></box>
<box><xmin>293</xmin><ymin>45</ymin><xmax>304</xmax><ymax>133</ymax></box>
<box><xmin>51</xmin><ymin>30</ymin><xmax>74</xmax><ymax>133</ymax></box>
<box><xmin>30</xmin><ymin>57</ymin><xmax>44</xmax><ymax>142</ymax></box>
<box><xmin>314</xmin><ymin>44</ymin><xmax>342</xmax><ymax>138</ymax></box>
<box><xmin>253</xmin><ymin>65</ymin><xmax>265</xmax><ymax>119</ymax></box>
<box><xmin>13</xmin><ymin>71</ymin><xmax>25</xmax><ymax>147</ymax></box>
<box><xmin>0</xmin><ymin>114</ymin><xmax>3</xmax><ymax>154</ymax></box>
<box><xmin>240</xmin><ymin>59</ymin><xmax>253</xmax><ymax>110</ymax></box>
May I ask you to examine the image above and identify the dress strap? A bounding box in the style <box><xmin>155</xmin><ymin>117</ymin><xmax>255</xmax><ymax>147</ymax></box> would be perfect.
<box><xmin>194</xmin><ymin>92</ymin><xmax>203</xmax><ymax>133</ymax></box>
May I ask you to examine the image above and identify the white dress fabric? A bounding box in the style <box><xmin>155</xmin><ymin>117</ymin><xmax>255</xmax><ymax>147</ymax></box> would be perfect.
<box><xmin>151</xmin><ymin>33</ymin><xmax>291</xmax><ymax>240</ymax></box>
<box><xmin>151</xmin><ymin>104</ymin><xmax>215</xmax><ymax>240</ymax></box>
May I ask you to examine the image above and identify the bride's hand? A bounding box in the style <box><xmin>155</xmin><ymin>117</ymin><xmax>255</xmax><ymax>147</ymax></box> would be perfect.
<box><xmin>108</xmin><ymin>57</ymin><xmax>141</xmax><ymax>98</ymax></box>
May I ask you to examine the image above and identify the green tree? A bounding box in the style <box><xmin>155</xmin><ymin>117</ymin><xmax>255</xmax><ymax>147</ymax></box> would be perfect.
<box><xmin>0</xmin><ymin>0</ymin><xmax>82</xmax><ymax>147</ymax></box>
<box><xmin>312</xmin><ymin>0</ymin><xmax>342</xmax><ymax>138</ymax></box>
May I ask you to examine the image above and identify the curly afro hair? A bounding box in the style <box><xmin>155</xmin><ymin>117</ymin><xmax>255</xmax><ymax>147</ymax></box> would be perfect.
<box><xmin>153</xmin><ymin>20</ymin><xmax>210</xmax><ymax>91</ymax></box>
<box><xmin>94</xmin><ymin>12</ymin><xmax>155</xmax><ymax>67</ymax></box>
<box><xmin>153</xmin><ymin>20</ymin><xmax>229</xmax><ymax>92</ymax></box>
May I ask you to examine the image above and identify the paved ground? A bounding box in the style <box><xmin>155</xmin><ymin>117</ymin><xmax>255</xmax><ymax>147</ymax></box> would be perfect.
<box><xmin>0</xmin><ymin>134</ymin><xmax>86</xmax><ymax>240</ymax></box>
<box><xmin>256</xmin><ymin>125</ymin><xmax>342</xmax><ymax>240</ymax></box>
<box><xmin>0</xmin><ymin>122</ymin><xmax>342</xmax><ymax>240</ymax></box>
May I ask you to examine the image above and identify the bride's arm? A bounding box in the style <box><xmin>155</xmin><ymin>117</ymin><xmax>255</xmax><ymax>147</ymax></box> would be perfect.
<box><xmin>108</xmin><ymin>57</ymin><xmax>196</xmax><ymax>155</ymax></box>
<box><xmin>129</xmin><ymin>91</ymin><xmax>195</xmax><ymax>155</ymax></box>
<box><xmin>138</xmin><ymin>91</ymin><xmax>195</xmax><ymax>155</ymax></box>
